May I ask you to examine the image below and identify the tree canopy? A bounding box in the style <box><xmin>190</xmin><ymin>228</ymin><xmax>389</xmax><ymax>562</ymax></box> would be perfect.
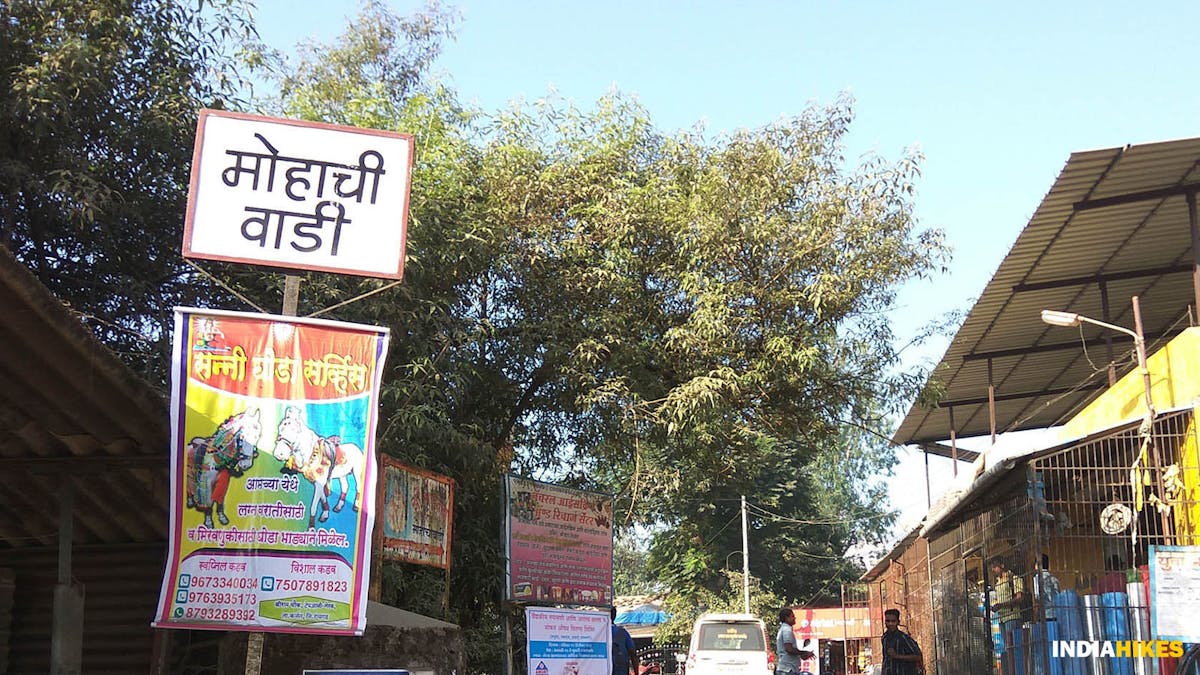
<box><xmin>3</xmin><ymin>1</ymin><xmax>949</xmax><ymax>672</ymax></box>
<box><xmin>0</xmin><ymin>0</ymin><xmax>258</xmax><ymax>380</ymax></box>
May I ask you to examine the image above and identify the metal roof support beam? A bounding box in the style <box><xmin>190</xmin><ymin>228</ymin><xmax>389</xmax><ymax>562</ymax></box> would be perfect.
<box><xmin>962</xmin><ymin>329</ymin><xmax>1177</xmax><ymax>362</ymax></box>
<box><xmin>1011</xmin><ymin>264</ymin><xmax>1192</xmax><ymax>293</ymax></box>
<box><xmin>0</xmin><ymin>454</ymin><xmax>165</xmax><ymax>472</ymax></box>
<box><xmin>1189</xmin><ymin>190</ymin><xmax>1200</xmax><ymax>315</ymax></box>
<box><xmin>917</xmin><ymin>442</ymin><xmax>980</xmax><ymax>463</ymax></box>
<box><xmin>935</xmin><ymin>383</ymin><xmax>1106</xmax><ymax>409</ymax></box>
<box><xmin>948</xmin><ymin>407</ymin><xmax>958</xmax><ymax>477</ymax></box>
<box><xmin>1100</xmin><ymin>280</ymin><xmax>1116</xmax><ymax>385</ymax></box>
<box><xmin>988</xmin><ymin>359</ymin><xmax>997</xmax><ymax>445</ymax></box>
<box><xmin>1072</xmin><ymin>182</ymin><xmax>1200</xmax><ymax>212</ymax></box>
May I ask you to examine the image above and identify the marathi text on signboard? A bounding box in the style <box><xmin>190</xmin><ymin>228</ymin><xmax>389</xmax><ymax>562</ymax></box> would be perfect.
<box><xmin>381</xmin><ymin>457</ymin><xmax>455</xmax><ymax>569</ymax></box>
<box><xmin>526</xmin><ymin>607</ymin><xmax>611</xmax><ymax>675</ymax></box>
<box><xmin>504</xmin><ymin>475</ymin><xmax>613</xmax><ymax>606</ymax></box>
<box><xmin>793</xmin><ymin>606</ymin><xmax>873</xmax><ymax>640</ymax></box>
<box><xmin>1150</xmin><ymin>544</ymin><xmax>1200</xmax><ymax>641</ymax></box>
<box><xmin>154</xmin><ymin>308</ymin><xmax>389</xmax><ymax>635</ymax></box>
<box><xmin>182</xmin><ymin>109</ymin><xmax>414</xmax><ymax>279</ymax></box>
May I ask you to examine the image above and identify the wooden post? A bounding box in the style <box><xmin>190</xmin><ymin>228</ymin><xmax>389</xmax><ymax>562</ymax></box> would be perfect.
<box><xmin>245</xmin><ymin>272</ymin><xmax>301</xmax><ymax>675</ymax></box>
<box><xmin>370</xmin><ymin>447</ymin><xmax>384</xmax><ymax>602</ymax></box>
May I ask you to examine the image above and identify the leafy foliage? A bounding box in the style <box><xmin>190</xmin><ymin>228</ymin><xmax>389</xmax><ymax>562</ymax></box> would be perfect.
<box><xmin>5</xmin><ymin>1</ymin><xmax>950</xmax><ymax>672</ymax></box>
<box><xmin>0</xmin><ymin>0</ymin><xmax>258</xmax><ymax>382</ymax></box>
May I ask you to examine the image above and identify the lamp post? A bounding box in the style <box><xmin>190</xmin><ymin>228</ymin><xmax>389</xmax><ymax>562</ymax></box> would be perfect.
<box><xmin>1039</xmin><ymin>301</ymin><xmax>1154</xmax><ymax>419</ymax></box>
<box><xmin>1041</xmin><ymin>296</ymin><xmax>1171</xmax><ymax>543</ymax></box>
<box><xmin>741</xmin><ymin>495</ymin><xmax>750</xmax><ymax>614</ymax></box>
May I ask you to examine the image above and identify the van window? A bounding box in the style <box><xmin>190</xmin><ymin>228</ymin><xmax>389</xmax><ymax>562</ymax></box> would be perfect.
<box><xmin>697</xmin><ymin>622</ymin><xmax>765</xmax><ymax>651</ymax></box>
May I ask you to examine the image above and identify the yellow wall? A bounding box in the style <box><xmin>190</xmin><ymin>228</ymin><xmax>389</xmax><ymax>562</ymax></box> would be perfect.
<box><xmin>1176</xmin><ymin>417</ymin><xmax>1200</xmax><ymax>545</ymax></box>
<box><xmin>1058</xmin><ymin>328</ymin><xmax>1200</xmax><ymax>440</ymax></box>
<box><xmin>1057</xmin><ymin>327</ymin><xmax>1200</xmax><ymax>544</ymax></box>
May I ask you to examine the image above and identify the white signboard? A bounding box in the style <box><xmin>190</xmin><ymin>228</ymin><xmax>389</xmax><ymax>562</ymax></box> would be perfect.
<box><xmin>1149</xmin><ymin>545</ymin><xmax>1200</xmax><ymax>641</ymax></box>
<box><xmin>526</xmin><ymin>607</ymin><xmax>610</xmax><ymax>675</ymax></box>
<box><xmin>183</xmin><ymin>109</ymin><xmax>414</xmax><ymax>279</ymax></box>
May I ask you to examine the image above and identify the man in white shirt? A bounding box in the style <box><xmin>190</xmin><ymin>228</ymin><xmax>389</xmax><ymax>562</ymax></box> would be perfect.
<box><xmin>776</xmin><ymin>608</ymin><xmax>815</xmax><ymax>675</ymax></box>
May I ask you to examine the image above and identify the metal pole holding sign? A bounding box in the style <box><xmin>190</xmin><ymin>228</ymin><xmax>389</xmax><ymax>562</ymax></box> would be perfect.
<box><xmin>245</xmin><ymin>276</ymin><xmax>301</xmax><ymax>675</ymax></box>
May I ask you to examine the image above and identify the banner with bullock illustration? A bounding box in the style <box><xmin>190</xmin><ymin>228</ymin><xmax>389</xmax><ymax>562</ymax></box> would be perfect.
<box><xmin>503</xmin><ymin>475</ymin><xmax>613</xmax><ymax>606</ymax></box>
<box><xmin>154</xmin><ymin>308</ymin><xmax>389</xmax><ymax>635</ymax></box>
<box><xmin>380</xmin><ymin>457</ymin><xmax>455</xmax><ymax>568</ymax></box>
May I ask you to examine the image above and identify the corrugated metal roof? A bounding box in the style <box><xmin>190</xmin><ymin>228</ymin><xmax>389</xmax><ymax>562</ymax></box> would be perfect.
<box><xmin>894</xmin><ymin>136</ymin><xmax>1200</xmax><ymax>447</ymax></box>
<box><xmin>0</xmin><ymin>244</ymin><xmax>169</xmax><ymax>548</ymax></box>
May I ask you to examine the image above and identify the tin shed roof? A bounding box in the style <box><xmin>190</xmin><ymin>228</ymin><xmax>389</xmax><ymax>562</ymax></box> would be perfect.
<box><xmin>0</xmin><ymin>245</ymin><xmax>169</xmax><ymax>548</ymax></box>
<box><xmin>894</xmin><ymin>136</ymin><xmax>1200</xmax><ymax>449</ymax></box>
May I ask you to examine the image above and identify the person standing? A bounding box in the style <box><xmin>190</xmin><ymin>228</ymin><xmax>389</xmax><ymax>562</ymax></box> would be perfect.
<box><xmin>776</xmin><ymin>608</ymin><xmax>816</xmax><ymax>675</ymax></box>
<box><xmin>1035</xmin><ymin>553</ymin><xmax>1061</xmax><ymax>621</ymax></box>
<box><xmin>611</xmin><ymin>606</ymin><xmax>638</xmax><ymax>675</ymax></box>
<box><xmin>990</xmin><ymin>558</ymin><xmax>1026</xmax><ymax>675</ymax></box>
<box><xmin>882</xmin><ymin>608</ymin><xmax>923</xmax><ymax>675</ymax></box>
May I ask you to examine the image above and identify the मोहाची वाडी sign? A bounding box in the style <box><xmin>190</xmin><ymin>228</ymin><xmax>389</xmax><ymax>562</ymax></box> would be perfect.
<box><xmin>182</xmin><ymin>109</ymin><xmax>414</xmax><ymax>279</ymax></box>
<box><xmin>153</xmin><ymin>307</ymin><xmax>389</xmax><ymax>636</ymax></box>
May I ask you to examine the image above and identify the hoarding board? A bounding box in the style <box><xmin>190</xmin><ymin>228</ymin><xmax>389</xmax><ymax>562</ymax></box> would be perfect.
<box><xmin>1150</xmin><ymin>544</ymin><xmax>1200</xmax><ymax>641</ymax></box>
<box><xmin>381</xmin><ymin>457</ymin><xmax>455</xmax><ymax>568</ymax></box>
<box><xmin>154</xmin><ymin>308</ymin><xmax>389</xmax><ymax>635</ymax></box>
<box><xmin>793</xmin><ymin>606</ymin><xmax>873</xmax><ymax>640</ymax></box>
<box><xmin>182</xmin><ymin>109</ymin><xmax>414</xmax><ymax>279</ymax></box>
<box><xmin>526</xmin><ymin>607</ymin><xmax>610</xmax><ymax>675</ymax></box>
<box><xmin>504</xmin><ymin>475</ymin><xmax>613</xmax><ymax>606</ymax></box>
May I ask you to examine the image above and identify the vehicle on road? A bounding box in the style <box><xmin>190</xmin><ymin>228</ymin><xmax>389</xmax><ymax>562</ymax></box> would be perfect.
<box><xmin>684</xmin><ymin>613</ymin><xmax>772</xmax><ymax>675</ymax></box>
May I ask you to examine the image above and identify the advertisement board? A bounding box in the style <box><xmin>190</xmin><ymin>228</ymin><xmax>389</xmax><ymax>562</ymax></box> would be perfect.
<box><xmin>182</xmin><ymin>109</ymin><xmax>414</xmax><ymax>279</ymax></box>
<box><xmin>793</xmin><ymin>607</ymin><xmax>873</xmax><ymax>640</ymax></box>
<box><xmin>380</xmin><ymin>457</ymin><xmax>455</xmax><ymax>568</ymax></box>
<box><xmin>503</xmin><ymin>475</ymin><xmax>613</xmax><ymax>606</ymax></box>
<box><xmin>1149</xmin><ymin>544</ymin><xmax>1200</xmax><ymax>641</ymax></box>
<box><xmin>154</xmin><ymin>308</ymin><xmax>389</xmax><ymax>635</ymax></box>
<box><xmin>526</xmin><ymin>607</ymin><xmax>611</xmax><ymax>675</ymax></box>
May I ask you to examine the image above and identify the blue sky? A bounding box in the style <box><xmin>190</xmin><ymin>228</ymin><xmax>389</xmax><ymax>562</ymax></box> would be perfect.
<box><xmin>251</xmin><ymin>0</ymin><xmax>1200</xmax><ymax>540</ymax></box>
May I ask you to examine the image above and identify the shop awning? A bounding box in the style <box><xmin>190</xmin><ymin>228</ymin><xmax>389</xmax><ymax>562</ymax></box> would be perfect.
<box><xmin>894</xmin><ymin>137</ymin><xmax>1200</xmax><ymax>451</ymax></box>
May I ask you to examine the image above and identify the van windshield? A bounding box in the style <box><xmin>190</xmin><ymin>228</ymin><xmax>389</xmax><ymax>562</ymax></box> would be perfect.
<box><xmin>697</xmin><ymin>622</ymin><xmax>765</xmax><ymax>651</ymax></box>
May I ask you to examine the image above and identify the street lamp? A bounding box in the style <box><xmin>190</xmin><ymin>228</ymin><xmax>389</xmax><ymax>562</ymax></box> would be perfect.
<box><xmin>1041</xmin><ymin>296</ymin><xmax>1171</xmax><ymax>544</ymax></box>
<box><xmin>1039</xmin><ymin>300</ymin><xmax>1153</xmax><ymax>418</ymax></box>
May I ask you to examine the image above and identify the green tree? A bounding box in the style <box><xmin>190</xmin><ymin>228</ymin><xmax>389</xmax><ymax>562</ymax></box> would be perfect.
<box><xmin>0</xmin><ymin>0</ymin><xmax>257</xmax><ymax>381</ymax></box>
<box><xmin>475</xmin><ymin>94</ymin><xmax>944</xmax><ymax>604</ymax></box>
<box><xmin>5</xmin><ymin>1</ymin><xmax>948</xmax><ymax>671</ymax></box>
<box><xmin>614</xmin><ymin>531</ymin><xmax>660</xmax><ymax>596</ymax></box>
<box><xmin>252</xmin><ymin>4</ymin><xmax>946</xmax><ymax>666</ymax></box>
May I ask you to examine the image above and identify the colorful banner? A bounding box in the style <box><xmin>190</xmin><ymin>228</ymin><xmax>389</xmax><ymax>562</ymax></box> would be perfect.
<box><xmin>526</xmin><ymin>607</ymin><xmax>611</xmax><ymax>675</ymax></box>
<box><xmin>504</xmin><ymin>476</ymin><xmax>613</xmax><ymax>606</ymax></box>
<box><xmin>154</xmin><ymin>308</ymin><xmax>389</xmax><ymax>635</ymax></box>
<box><xmin>380</xmin><ymin>457</ymin><xmax>455</xmax><ymax>568</ymax></box>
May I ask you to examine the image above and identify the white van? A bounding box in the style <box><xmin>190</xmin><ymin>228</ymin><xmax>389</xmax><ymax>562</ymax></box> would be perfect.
<box><xmin>685</xmin><ymin>613</ymin><xmax>772</xmax><ymax>675</ymax></box>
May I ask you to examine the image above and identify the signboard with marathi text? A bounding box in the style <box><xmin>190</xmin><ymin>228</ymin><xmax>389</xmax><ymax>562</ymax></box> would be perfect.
<box><xmin>182</xmin><ymin>108</ymin><xmax>414</xmax><ymax>279</ymax></box>
<box><xmin>526</xmin><ymin>607</ymin><xmax>611</xmax><ymax>675</ymax></box>
<box><xmin>503</xmin><ymin>475</ymin><xmax>613</xmax><ymax>606</ymax></box>
<box><xmin>1149</xmin><ymin>545</ymin><xmax>1200</xmax><ymax>641</ymax></box>
<box><xmin>380</xmin><ymin>457</ymin><xmax>455</xmax><ymax>568</ymax></box>
<box><xmin>154</xmin><ymin>308</ymin><xmax>389</xmax><ymax>635</ymax></box>
<box><xmin>793</xmin><ymin>606</ymin><xmax>873</xmax><ymax>640</ymax></box>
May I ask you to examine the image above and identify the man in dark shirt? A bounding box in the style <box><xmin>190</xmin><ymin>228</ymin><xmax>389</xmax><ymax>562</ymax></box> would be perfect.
<box><xmin>882</xmin><ymin>608</ymin><xmax>923</xmax><ymax>675</ymax></box>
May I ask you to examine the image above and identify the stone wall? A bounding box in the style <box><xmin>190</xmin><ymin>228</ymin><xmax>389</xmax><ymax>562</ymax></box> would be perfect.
<box><xmin>220</xmin><ymin>625</ymin><xmax>465</xmax><ymax>675</ymax></box>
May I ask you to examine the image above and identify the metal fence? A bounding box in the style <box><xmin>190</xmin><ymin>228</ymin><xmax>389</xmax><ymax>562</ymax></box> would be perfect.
<box><xmin>925</xmin><ymin>408</ymin><xmax>1199</xmax><ymax>675</ymax></box>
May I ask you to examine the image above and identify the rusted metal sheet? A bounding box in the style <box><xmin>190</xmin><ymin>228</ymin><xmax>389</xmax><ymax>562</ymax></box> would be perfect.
<box><xmin>0</xmin><ymin>541</ymin><xmax>165</xmax><ymax>672</ymax></box>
